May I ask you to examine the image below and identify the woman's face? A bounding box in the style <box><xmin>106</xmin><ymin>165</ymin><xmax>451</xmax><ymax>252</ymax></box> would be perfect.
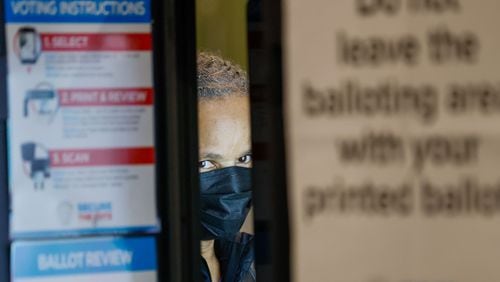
<box><xmin>198</xmin><ymin>95</ymin><xmax>252</xmax><ymax>172</ymax></box>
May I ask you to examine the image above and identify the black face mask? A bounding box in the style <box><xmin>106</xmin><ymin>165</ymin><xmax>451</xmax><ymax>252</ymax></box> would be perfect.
<box><xmin>200</xmin><ymin>166</ymin><xmax>252</xmax><ymax>240</ymax></box>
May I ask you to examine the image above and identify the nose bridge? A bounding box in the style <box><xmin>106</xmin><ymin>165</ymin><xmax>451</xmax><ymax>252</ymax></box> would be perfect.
<box><xmin>219</xmin><ymin>160</ymin><xmax>237</xmax><ymax>168</ymax></box>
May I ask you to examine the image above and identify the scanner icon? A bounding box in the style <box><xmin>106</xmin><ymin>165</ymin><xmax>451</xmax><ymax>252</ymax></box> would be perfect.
<box><xmin>21</xmin><ymin>142</ymin><xmax>51</xmax><ymax>190</ymax></box>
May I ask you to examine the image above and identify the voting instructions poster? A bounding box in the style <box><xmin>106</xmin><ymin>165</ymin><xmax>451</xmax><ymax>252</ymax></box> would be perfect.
<box><xmin>4</xmin><ymin>0</ymin><xmax>158</xmax><ymax>238</ymax></box>
<box><xmin>11</xmin><ymin>236</ymin><xmax>157</xmax><ymax>282</ymax></box>
<box><xmin>284</xmin><ymin>1</ymin><xmax>500</xmax><ymax>282</ymax></box>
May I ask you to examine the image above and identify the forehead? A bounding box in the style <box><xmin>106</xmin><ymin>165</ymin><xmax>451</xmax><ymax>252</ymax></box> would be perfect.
<box><xmin>198</xmin><ymin>95</ymin><xmax>249</xmax><ymax>123</ymax></box>
<box><xmin>198</xmin><ymin>95</ymin><xmax>251</xmax><ymax>158</ymax></box>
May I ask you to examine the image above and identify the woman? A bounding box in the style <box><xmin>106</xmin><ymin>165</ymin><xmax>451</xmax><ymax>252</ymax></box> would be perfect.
<box><xmin>197</xmin><ymin>52</ymin><xmax>255</xmax><ymax>282</ymax></box>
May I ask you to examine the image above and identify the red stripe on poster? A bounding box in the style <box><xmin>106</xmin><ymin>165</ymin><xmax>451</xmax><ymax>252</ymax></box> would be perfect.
<box><xmin>41</xmin><ymin>33</ymin><xmax>152</xmax><ymax>51</ymax></box>
<box><xmin>58</xmin><ymin>88</ymin><xmax>154</xmax><ymax>106</ymax></box>
<box><xmin>50</xmin><ymin>147</ymin><xmax>155</xmax><ymax>167</ymax></box>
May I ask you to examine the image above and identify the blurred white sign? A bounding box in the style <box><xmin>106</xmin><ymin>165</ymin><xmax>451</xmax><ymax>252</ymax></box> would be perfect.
<box><xmin>284</xmin><ymin>1</ymin><xmax>500</xmax><ymax>281</ymax></box>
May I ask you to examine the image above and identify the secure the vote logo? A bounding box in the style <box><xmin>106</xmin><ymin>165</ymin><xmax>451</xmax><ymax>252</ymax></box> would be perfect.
<box><xmin>77</xmin><ymin>202</ymin><xmax>113</xmax><ymax>226</ymax></box>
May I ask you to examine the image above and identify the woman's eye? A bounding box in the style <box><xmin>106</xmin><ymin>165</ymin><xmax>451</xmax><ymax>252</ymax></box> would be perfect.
<box><xmin>199</xmin><ymin>160</ymin><xmax>216</xmax><ymax>169</ymax></box>
<box><xmin>238</xmin><ymin>154</ymin><xmax>252</xmax><ymax>164</ymax></box>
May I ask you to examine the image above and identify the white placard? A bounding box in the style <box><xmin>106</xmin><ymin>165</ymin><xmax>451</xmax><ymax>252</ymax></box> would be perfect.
<box><xmin>284</xmin><ymin>1</ymin><xmax>500</xmax><ymax>281</ymax></box>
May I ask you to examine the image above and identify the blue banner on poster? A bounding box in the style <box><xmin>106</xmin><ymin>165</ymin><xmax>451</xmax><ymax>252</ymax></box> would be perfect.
<box><xmin>5</xmin><ymin>0</ymin><xmax>151</xmax><ymax>23</ymax></box>
<box><xmin>12</xmin><ymin>237</ymin><xmax>157</xmax><ymax>278</ymax></box>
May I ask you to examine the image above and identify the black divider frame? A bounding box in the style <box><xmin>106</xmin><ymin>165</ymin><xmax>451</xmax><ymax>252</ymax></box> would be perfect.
<box><xmin>248</xmin><ymin>0</ymin><xmax>291</xmax><ymax>281</ymax></box>
<box><xmin>0</xmin><ymin>0</ymin><xmax>9</xmax><ymax>280</ymax></box>
<box><xmin>0</xmin><ymin>121</ymin><xmax>7</xmax><ymax>282</ymax></box>
<box><xmin>0</xmin><ymin>128</ymin><xmax>7</xmax><ymax>282</ymax></box>
<box><xmin>153</xmin><ymin>0</ymin><xmax>201</xmax><ymax>281</ymax></box>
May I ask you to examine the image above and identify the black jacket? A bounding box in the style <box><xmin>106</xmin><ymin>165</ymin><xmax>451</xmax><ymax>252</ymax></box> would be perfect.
<box><xmin>201</xmin><ymin>233</ymin><xmax>256</xmax><ymax>282</ymax></box>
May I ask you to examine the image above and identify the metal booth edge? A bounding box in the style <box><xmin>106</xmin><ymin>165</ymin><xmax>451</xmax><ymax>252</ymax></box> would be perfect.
<box><xmin>153</xmin><ymin>0</ymin><xmax>201</xmax><ymax>281</ymax></box>
<box><xmin>248</xmin><ymin>1</ymin><xmax>291</xmax><ymax>282</ymax></box>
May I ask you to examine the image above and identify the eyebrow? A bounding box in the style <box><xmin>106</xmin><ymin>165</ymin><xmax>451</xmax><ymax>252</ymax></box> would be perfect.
<box><xmin>200</xmin><ymin>152</ymin><xmax>224</xmax><ymax>160</ymax></box>
<box><xmin>200</xmin><ymin>150</ymin><xmax>252</xmax><ymax>161</ymax></box>
<box><xmin>240</xmin><ymin>150</ymin><xmax>252</xmax><ymax>157</ymax></box>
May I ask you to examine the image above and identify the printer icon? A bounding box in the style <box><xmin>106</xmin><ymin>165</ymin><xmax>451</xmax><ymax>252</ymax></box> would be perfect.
<box><xmin>24</xmin><ymin>89</ymin><xmax>57</xmax><ymax>117</ymax></box>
